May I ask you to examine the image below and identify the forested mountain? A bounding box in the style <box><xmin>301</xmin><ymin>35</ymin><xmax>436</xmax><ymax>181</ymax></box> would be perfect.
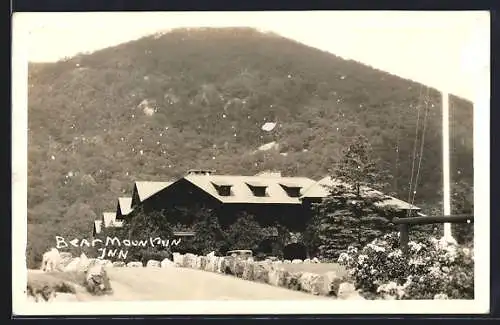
<box><xmin>26</xmin><ymin>27</ymin><xmax>473</xmax><ymax>265</ymax></box>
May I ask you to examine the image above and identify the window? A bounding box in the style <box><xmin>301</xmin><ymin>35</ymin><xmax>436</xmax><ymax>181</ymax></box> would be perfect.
<box><xmin>279</xmin><ymin>183</ymin><xmax>302</xmax><ymax>197</ymax></box>
<box><xmin>281</xmin><ymin>186</ymin><xmax>301</xmax><ymax>197</ymax></box>
<box><xmin>211</xmin><ymin>181</ymin><xmax>233</xmax><ymax>196</ymax></box>
<box><xmin>217</xmin><ymin>185</ymin><xmax>232</xmax><ymax>196</ymax></box>
<box><xmin>246</xmin><ymin>182</ymin><xmax>269</xmax><ymax>197</ymax></box>
<box><xmin>251</xmin><ymin>186</ymin><xmax>267</xmax><ymax>197</ymax></box>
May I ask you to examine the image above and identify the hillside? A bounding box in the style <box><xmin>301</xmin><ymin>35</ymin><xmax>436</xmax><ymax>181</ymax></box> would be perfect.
<box><xmin>26</xmin><ymin>27</ymin><xmax>473</xmax><ymax>266</ymax></box>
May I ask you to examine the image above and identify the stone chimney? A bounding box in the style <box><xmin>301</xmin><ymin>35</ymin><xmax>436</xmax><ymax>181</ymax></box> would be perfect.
<box><xmin>187</xmin><ymin>169</ymin><xmax>216</xmax><ymax>176</ymax></box>
<box><xmin>255</xmin><ymin>170</ymin><xmax>282</xmax><ymax>177</ymax></box>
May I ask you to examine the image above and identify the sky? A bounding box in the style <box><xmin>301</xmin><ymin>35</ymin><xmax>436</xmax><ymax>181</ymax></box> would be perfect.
<box><xmin>14</xmin><ymin>11</ymin><xmax>490</xmax><ymax>101</ymax></box>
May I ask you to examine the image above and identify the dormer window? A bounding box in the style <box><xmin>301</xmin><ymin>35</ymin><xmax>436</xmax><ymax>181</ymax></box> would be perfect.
<box><xmin>283</xmin><ymin>186</ymin><xmax>300</xmax><ymax>197</ymax></box>
<box><xmin>246</xmin><ymin>181</ymin><xmax>269</xmax><ymax>197</ymax></box>
<box><xmin>211</xmin><ymin>181</ymin><xmax>233</xmax><ymax>196</ymax></box>
<box><xmin>280</xmin><ymin>183</ymin><xmax>302</xmax><ymax>197</ymax></box>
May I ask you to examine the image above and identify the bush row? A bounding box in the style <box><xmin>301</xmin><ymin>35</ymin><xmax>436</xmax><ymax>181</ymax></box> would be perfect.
<box><xmin>337</xmin><ymin>232</ymin><xmax>474</xmax><ymax>300</ymax></box>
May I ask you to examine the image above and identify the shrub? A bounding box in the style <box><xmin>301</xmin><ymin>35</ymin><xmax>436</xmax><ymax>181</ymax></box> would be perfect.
<box><xmin>224</xmin><ymin>212</ymin><xmax>267</xmax><ymax>251</ymax></box>
<box><xmin>27</xmin><ymin>272</ymin><xmax>78</xmax><ymax>301</ymax></box>
<box><xmin>337</xmin><ymin>232</ymin><xmax>474</xmax><ymax>299</ymax></box>
<box><xmin>133</xmin><ymin>248</ymin><xmax>172</xmax><ymax>266</ymax></box>
<box><xmin>190</xmin><ymin>208</ymin><xmax>226</xmax><ymax>255</ymax></box>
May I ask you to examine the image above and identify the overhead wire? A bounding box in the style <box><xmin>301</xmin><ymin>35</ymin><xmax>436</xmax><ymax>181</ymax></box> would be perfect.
<box><xmin>407</xmin><ymin>85</ymin><xmax>425</xmax><ymax>215</ymax></box>
<box><xmin>393</xmin><ymin>102</ymin><xmax>401</xmax><ymax>195</ymax></box>
<box><xmin>411</xmin><ymin>86</ymin><xmax>431</xmax><ymax>206</ymax></box>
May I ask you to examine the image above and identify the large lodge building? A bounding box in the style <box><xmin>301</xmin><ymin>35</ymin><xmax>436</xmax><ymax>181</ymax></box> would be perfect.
<box><xmin>93</xmin><ymin>169</ymin><xmax>420</xmax><ymax>259</ymax></box>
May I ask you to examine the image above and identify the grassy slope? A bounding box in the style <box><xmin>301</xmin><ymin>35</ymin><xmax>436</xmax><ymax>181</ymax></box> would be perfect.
<box><xmin>26</xmin><ymin>27</ymin><xmax>473</xmax><ymax>267</ymax></box>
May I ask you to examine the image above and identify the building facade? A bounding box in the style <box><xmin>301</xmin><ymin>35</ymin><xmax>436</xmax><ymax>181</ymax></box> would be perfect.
<box><xmin>94</xmin><ymin>170</ymin><xmax>420</xmax><ymax>259</ymax></box>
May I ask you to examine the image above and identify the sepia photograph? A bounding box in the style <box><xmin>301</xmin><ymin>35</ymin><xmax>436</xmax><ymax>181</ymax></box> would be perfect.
<box><xmin>12</xmin><ymin>11</ymin><xmax>489</xmax><ymax>315</ymax></box>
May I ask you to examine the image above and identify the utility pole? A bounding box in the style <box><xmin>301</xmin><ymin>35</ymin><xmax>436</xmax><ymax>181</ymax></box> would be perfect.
<box><xmin>442</xmin><ymin>90</ymin><xmax>456</xmax><ymax>244</ymax></box>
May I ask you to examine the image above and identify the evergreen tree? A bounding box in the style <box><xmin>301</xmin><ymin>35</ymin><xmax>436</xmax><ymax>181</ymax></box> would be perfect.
<box><xmin>334</xmin><ymin>135</ymin><xmax>390</xmax><ymax>194</ymax></box>
<box><xmin>126</xmin><ymin>206</ymin><xmax>174</xmax><ymax>239</ymax></box>
<box><xmin>314</xmin><ymin>195</ymin><xmax>360</xmax><ymax>259</ymax></box>
<box><xmin>120</xmin><ymin>206</ymin><xmax>174</xmax><ymax>263</ymax></box>
<box><xmin>312</xmin><ymin>135</ymin><xmax>394</xmax><ymax>259</ymax></box>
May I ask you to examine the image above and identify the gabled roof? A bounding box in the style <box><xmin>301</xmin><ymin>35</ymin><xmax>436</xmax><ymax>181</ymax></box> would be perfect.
<box><xmin>300</xmin><ymin>176</ymin><xmax>344</xmax><ymax>198</ymax></box>
<box><xmin>134</xmin><ymin>181</ymin><xmax>173</xmax><ymax>202</ymax></box>
<box><xmin>211</xmin><ymin>180</ymin><xmax>233</xmax><ymax>187</ymax></box>
<box><xmin>184</xmin><ymin>174</ymin><xmax>317</xmax><ymax>204</ymax></box>
<box><xmin>102</xmin><ymin>212</ymin><xmax>117</xmax><ymax>227</ymax></box>
<box><xmin>118</xmin><ymin>197</ymin><xmax>133</xmax><ymax>215</ymax></box>
<box><xmin>245</xmin><ymin>180</ymin><xmax>267</xmax><ymax>187</ymax></box>
<box><xmin>94</xmin><ymin>220</ymin><xmax>102</xmax><ymax>234</ymax></box>
<box><xmin>301</xmin><ymin>176</ymin><xmax>420</xmax><ymax>211</ymax></box>
<box><xmin>102</xmin><ymin>211</ymin><xmax>124</xmax><ymax>228</ymax></box>
<box><xmin>279</xmin><ymin>181</ymin><xmax>303</xmax><ymax>188</ymax></box>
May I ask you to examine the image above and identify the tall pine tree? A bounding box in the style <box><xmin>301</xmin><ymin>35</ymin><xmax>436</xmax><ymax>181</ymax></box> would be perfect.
<box><xmin>312</xmin><ymin>135</ymin><xmax>394</xmax><ymax>259</ymax></box>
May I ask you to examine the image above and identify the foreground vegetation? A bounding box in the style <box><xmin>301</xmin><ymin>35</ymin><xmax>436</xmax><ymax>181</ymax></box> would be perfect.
<box><xmin>27</xmin><ymin>271</ymin><xmax>83</xmax><ymax>301</ymax></box>
<box><xmin>338</xmin><ymin>232</ymin><xmax>474</xmax><ymax>299</ymax></box>
<box><xmin>173</xmin><ymin>233</ymin><xmax>473</xmax><ymax>300</ymax></box>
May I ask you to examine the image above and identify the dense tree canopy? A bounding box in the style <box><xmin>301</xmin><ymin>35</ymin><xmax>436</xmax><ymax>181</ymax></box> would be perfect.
<box><xmin>224</xmin><ymin>212</ymin><xmax>267</xmax><ymax>252</ymax></box>
<box><xmin>189</xmin><ymin>208</ymin><xmax>226</xmax><ymax>255</ymax></box>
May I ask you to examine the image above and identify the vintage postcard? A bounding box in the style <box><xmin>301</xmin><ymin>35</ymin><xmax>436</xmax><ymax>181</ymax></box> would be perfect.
<box><xmin>12</xmin><ymin>11</ymin><xmax>490</xmax><ymax>315</ymax></box>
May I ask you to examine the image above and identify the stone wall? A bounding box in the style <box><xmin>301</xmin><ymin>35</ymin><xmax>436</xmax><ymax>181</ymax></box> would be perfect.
<box><xmin>172</xmin><ymin>253</ymin><xmax>364</xmax><ymax>299</ymax></box>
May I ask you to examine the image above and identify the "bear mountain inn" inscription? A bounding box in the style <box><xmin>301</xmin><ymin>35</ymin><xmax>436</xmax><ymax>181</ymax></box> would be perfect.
<box><xmin>55</xmin><ymin>236</ymin><xmax>182</xmax><ymax>259</ymax></box>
